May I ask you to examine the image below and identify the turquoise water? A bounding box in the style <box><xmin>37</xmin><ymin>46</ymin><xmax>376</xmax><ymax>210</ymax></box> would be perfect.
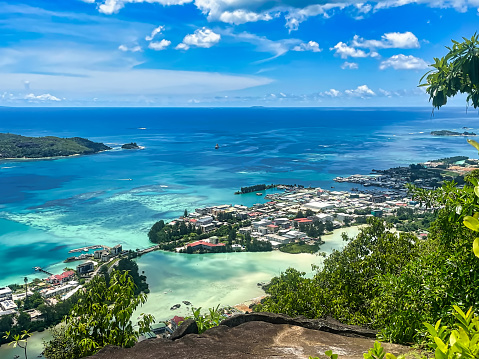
<box><xmin>0</xmin><ymin>107</ymin><xmax>477</xmax><ymax>285</ymax></box>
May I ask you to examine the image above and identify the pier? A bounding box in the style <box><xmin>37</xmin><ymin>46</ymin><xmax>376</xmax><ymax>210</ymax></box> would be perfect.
<box><xmin>33</xmin><ymin>267</ymin><xmax>53</xmax><ymax>276</ymax></box>
<box><xmin>68</xmin><ymin>245</ymin><xmax>109</xmax><ymax>254</ymax></box>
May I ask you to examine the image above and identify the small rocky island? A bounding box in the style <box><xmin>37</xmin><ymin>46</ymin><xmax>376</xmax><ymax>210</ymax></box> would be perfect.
<box><xmin>121</xmin><ymin>142</ymin><xmax>140</xmax><ymax>150</ymax></box>
<box><xmin>0</xmin><ymin>133</ymin><xmax>111</xmax><ymax>159</ymax></box>
<box><xmin>431</xmin><ymin>130</ymin><xmax>476</xmax><ymax>136</ymax></box>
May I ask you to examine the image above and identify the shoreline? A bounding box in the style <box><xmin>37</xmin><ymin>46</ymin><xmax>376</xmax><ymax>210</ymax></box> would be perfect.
<box><xmin>0</xmin><ymin>149</ymin><xmax>111</xmax><ymax>162</ymax></box>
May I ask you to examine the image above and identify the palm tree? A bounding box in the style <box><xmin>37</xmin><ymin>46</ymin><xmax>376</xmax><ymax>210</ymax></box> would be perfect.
<box><xmin>23</xmin><ymin>277</ymin><xmax>28</xmax><ymax>299</ymax></box>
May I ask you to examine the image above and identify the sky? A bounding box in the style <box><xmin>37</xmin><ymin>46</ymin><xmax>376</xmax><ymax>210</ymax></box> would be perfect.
<box><xmin>0</xmin><ymin>0</ymin><xmax>478</xmax><ymax>106</ymax></box>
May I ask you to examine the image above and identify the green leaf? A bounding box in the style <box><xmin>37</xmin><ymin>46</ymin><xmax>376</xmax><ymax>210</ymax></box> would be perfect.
<box><xmin>325</xmin><ymin>350</ymin><xmax>333</xmax><ymax>357</ymax></box>
<box><xmin>434</xmin><ymin>337</ymin><xmax>448</xmax><ymax>353</ymax></box>
<box><xmin>463</xmin><ymin>216</ymin><xmax>479</xmax><ymax>232</ymax></box>
<box><xmin>473</xmin><ymin>238</ymin><xmax>479</xmax><ymax>258</ymax></box>
<box><xmin>467</xmin><ymin>139</ymin><xmax>479</xmax><ymax>151</ymax></box>
<box><xmin>474</xmin><ymin>186</ymin><xmax>479</xmax><ymax>198</ymax></box>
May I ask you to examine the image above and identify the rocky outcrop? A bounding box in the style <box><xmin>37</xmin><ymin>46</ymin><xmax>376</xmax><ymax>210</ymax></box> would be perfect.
<box><xmin>89</xmin><ymin>313</ymin><xmax>408</xmax><ymax>359</ymax></box>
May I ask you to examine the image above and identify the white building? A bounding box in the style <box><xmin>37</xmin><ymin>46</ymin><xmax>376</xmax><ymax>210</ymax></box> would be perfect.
<box><xmin>304</xmin><ymin>201</ymin><xmax>335</xmax><ymax>211</ymax></box>
<box><xmin>0</xmin><ymin>287</ymin><xmax>12</xmax><ymax>302</ymax></box>
<box><xmin>315</xmin><ymin>213</ymin><xmax>334</xmax><ymax>223</ymax></box>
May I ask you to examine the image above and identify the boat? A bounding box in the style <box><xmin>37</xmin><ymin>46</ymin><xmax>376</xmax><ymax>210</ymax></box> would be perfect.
<box><xmin>256</xmin><ymin>193</ymin><xmax>263</xmax><ymax>196</ymax></box>
<box><xmin>182</xmin><ymin>301</ymin><xmax>191</xmax><ymax>305</ymax></box>
<box><xmin>215</xmin><ymin>143</ymin><xmax>219</xmax><ymax>149</ymax></box>
<box><xmin>170</xmin><ymin>304</ymin><xmax>181</xmax><ymax>310</ymax></box>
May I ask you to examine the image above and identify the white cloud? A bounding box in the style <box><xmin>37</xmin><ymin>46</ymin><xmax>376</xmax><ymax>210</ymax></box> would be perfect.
<box><xmin>80</xmin><ymin>0</ymin><xmax>96</xmax><ymax>3</ymax></box>
<box><xmin>86</xmin><ymin>0</ymin><xmax>479</xmax><ymax>31</ymax></box>
<box><xmin>324</xmin><ymin>89</ymin><xmax>341</xmax><ymax>97</ymax></box>
<box><xmin>284</xmin><ymin>3</ymin><xmax>346</xmax><ymax>31</ymax></box>
<box><xmin>330</xmin><ymin>42</ymin><xmax>378</xmax><ymax>59</ymax></box>
<box><xmin>292</xmin><ymin>41</ymin><xmax>322</xmax><ymax>52</ymax></box>
<box><xmin>341</xmin><ymin>61</ymin><xmax>358</xmax><ymax>69</ymax></box>
<box><xmin>148</xmin><ymin>39</ymin><xmax>171</xmax><ymax>50</ymax></box>
<box><xmin>145</xmin><ymin>25</ymin><xmax>165</xmax><ymax>41</ymax></box>
<box><xmin>218</xmin><ymin>10</ymin><xmax>273</xmax><ymax>24</ymax></box>
<box><xmin>379</xmin><ymin>54</ymin><xmax>428</xmax><ymax>70</ymax></box>
<box><xmin>175</xmin><ymin>43</ymin><xmax>189</xmax><ymax>50</ymax></box>
<box><xmin>25</xmin><ymin>93</ymin><xmax>61</xmax><ymax>101</ymax></box>
<box><xmin>352</xmin><ymin>32</ymin><xmax>420</xmax><ymax>49</ymax></box>
<box><xmin>222</xmin><ymin>30</ymin><xmax>302</xmax><ymax>62</ymax></box>
<box><xmin>98</xmin><ymin>0</ymin><xmax>192</xmax><ymax>15</ymax></box>
<box><xmin>176</xmin><ymin>27</ymin><xmax>221</xmax><ymax>50</ymax></box>
<box><xmin>345</xmin><ymin>85</ymin><xmax>375</xmax><ymax>97</ymax></box>
<box><xmin>118</xmin><ymin>44</ymin><xmax>142</xmax><ymax>52</ymax></box>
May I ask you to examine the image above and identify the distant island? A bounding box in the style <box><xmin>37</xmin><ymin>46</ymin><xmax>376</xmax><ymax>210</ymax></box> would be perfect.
<box><xmin>0</xmin><ymin>133</ymin><xmax>111</xmax><ymax>159</ymax></box>
<box><xmin>121</xmin><ymin>142</ymin><xmax>140</xmax><ymax>150</ymax></box>
<box><xmin>431</xmin><ymin>130</ymin><xmax>476</xmax><ymax>136</ymax></box>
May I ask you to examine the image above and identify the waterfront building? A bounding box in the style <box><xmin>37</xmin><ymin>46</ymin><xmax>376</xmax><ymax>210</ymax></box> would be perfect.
<box><xmin>77</xmin><ymin>261</ymin><xmax>94</xmax><ymax>275</ymax></box>
<box><xmin>207</xmin><ymin>236</ymin><xmax>219</xmax><ymax>244</ymax></box>
<box><xmin>186</xmin><ymin>240</ymin><xmax>226</xmax><ymax>252</ymax></box>
<box><xmin>46</xmin><ymin>270</ymin><xmax>75</xmax><ymax>285</ymax></box>
<box><xmin>0</xmin><ymin>287</ymin><xmax>12</xmax><ymax>302</ymax></box>
<box><xmin>111</xmin><ymin>244</ymin><xmax>122</xmax><ymax>256</ymax></box>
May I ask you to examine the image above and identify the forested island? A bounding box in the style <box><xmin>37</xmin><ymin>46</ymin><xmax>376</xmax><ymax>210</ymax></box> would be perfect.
<box><xmin>0</xmin><ymin>133</ymin><xmax>111</xmax><ymax>159</ymax></box>
<box><xmin>121</xmin><ymin>142</ymin><xmax>140</xmax><ymax>149</ymax></box>
<box><xmin>431</xmin><ymin>130</ymin><xmax>476</xmax><ymax>136</ymax></box>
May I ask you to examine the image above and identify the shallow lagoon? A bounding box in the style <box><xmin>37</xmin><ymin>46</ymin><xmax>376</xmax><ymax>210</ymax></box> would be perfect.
<box><xmin>0</xmin><ymin>226</ymin><xmax>360</xmax><ymax>358</ymax></box>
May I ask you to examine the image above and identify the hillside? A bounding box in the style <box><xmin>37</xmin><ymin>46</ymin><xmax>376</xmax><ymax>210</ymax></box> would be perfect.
<box><xmin>0</xmin><ymin>133</ymin><xmax>111</xmax><ymax>159</ymax></box>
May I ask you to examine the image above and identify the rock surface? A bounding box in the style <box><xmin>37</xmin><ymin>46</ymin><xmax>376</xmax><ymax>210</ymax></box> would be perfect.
<box><xmin>89</xmin><ymin>314</ymin><xmax>407</xmax><ymax>359</ymax></box>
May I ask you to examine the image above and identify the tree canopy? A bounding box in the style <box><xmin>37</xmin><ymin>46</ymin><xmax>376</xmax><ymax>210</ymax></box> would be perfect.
<box><xmin>420</xmin><ymin>33</ymin><xmax>479</xmax><ymax>108</ymax></box>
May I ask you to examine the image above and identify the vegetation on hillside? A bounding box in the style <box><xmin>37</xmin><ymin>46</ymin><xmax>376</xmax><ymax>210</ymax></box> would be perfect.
<box><xmin>0</xmin><ymin>133</ymin><xmax>111</xmax><ymax>158</ymax></box>
<box><xmin>44</xmin><ymin>269</ymin><xmax>153</xmax><ymax>359</ymax></box>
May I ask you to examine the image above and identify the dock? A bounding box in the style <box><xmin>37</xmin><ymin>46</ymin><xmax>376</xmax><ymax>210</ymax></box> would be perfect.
<box><xmin>68</xmin><ymin>245</ymin><xmax>109</xmax><ymax>254</ymax></box>
<box><xmin>33</xmin><ymin>267</ymin><xmax>53</xmax><ymax>276</ymax></box>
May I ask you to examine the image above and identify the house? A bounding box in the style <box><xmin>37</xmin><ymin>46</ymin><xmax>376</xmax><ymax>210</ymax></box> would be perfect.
<box><xmin>371</xmin><ymin>209</ymin><xmax>383</xmax><ymax>217</ymax></box>
<box><xmin>267</xmin><ymin>224</ymin><xmax>279</xmax><ymax>233</ymax></box>
<box><xmin>170</xmin><ymin>316</ymin><xmax>184</xmax><ymax>331</ymax></box>
<box><xmin>77</xmin><ymin>261</ymin><xmax>94</xmax><ymax>275</ymax></box>
<box><xmin>200</xmin><ymin>223</ymin><xmax>215</xmax><ymax>233</ymax></box>
<box><xmin>0</xmin><ymin>287</ymin><xmax>13</xmax><ymax>302</ymax></box>
<box><xmin>46</xmin><ymin>270</ymin><xmax>75</xmax><ymax>285</ymax></box>
<box><xmin>231</xmin><ymin>244</ymin><xmax>243</xmax><ymax>251</ymax></box>
<box><xmin>315</xmin><ymin>213</ymin><xmax>334</xmax><ymax>223</ymax></box>
<box><xmin>197</xmin><ymin>216</ymin><xmax>213</xmax><ymax>225</ymax></box>
<box><xmin>207</xmin><ymin>236</ymin><xmax>219</xmax><ymax>244</ymax></box>
<box><xmin>186</xmin><ymin>240</ymin><xmax>225</xmax><ymax>252</ymax></box>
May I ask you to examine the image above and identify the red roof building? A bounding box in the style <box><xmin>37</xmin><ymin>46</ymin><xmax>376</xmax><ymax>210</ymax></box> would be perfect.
<box><xmin>186</xmin><ymin>240</ymin><xmax>226</xmax><ymax>252</ymax></box>
<box><xmin>294</xmin><ymin>218</ymin><xmax>313</xmax><ymax>224</ymax></box>
<box><xmin>46</xmin><ymin>270</ymin><xmax>75</xmax><ymax>285</ymax></box>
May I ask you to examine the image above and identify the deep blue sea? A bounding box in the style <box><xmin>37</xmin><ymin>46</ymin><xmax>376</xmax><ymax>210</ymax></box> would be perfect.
<box><xmin>0</xmin><ymin>107</ymin><xmax>478</xmax><ymax>286</ymax></box>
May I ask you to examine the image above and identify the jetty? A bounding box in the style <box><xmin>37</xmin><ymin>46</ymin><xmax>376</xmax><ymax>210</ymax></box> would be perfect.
<box><xmin>33</xmin><ymin>267</ymin><xmax>53</xmax><ymax>276</ymax></box>
<box><xmin>69</xmin><ymin>245</ymin><xmax>108</xmax><ymax>254</ymax></box>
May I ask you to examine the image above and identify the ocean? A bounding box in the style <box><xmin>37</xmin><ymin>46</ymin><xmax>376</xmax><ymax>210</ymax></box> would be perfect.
<box><xmin>0</xmin><ymin>106</ymin><xmax>478</xmax><ymax>357</ymax></box>
<box><xmin>0</xmin><ymin>107</ymin><xmax>477</xmax><ymax>286</ymax></box>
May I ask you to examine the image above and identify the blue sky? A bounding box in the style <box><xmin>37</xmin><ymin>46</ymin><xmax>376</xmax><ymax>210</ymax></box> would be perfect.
<box><xmin>0</xmin><ymin>0</ymin><xmax>478</xmax><ymax>106</ymax></box>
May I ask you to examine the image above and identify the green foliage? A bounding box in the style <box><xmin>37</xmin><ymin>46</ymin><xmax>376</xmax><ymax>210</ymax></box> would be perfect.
<box><xmin>115</xmin><ymin>258</ymin><xmax>149</xmax><ymax>294</ymax></box>
<box><xmin>420</xmin><ymin>34</ymin><xmax>479</xmax><ymax>109</ymax></box>
<box><xmin>184</xmin><ymin>305</ymin><xmax>224</xmax><ymax>334</ymax></box>
<box><xmin>43</xmin><ymin>326</ymin><xmax>82</xmax><ymax>359</ymax></box>
<box><xmin>279</xmin><ymin>242</ymin><xmax>320</xmax><ymax>254</ymax></box>
<box><xmin>46</xmin><ymin>270</ymin><xmax>154</xmax><ymax>358</ymax></box>
<box><xmin>0</xmin><ymin>133</ymin><xmax>110</xmax><ymax>158</ymax></box>
<box><xmin>424</xmin><ymin>306</ymin><xmax>479</xmax><ymax>359</ymax></box>
<box><xmin>23</xmin><ymin>292</ymin><xmax>44</xmax><ymax>310</ymax></box>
